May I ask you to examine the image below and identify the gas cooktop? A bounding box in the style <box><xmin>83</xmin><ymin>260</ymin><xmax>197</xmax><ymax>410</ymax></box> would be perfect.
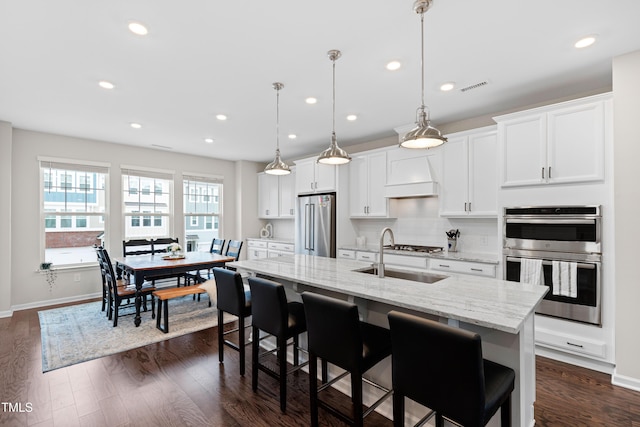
<box><xmin>384</xmin><ymin>244</ymin><xmax>444</xmax><ymax>253</ymax></box>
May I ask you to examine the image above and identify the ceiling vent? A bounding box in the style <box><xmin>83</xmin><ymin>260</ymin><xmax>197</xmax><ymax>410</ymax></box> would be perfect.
<box><xmin>460</xmin><ymin>80</ymin><xmax>489</xmax><ymax>93</ymax></box>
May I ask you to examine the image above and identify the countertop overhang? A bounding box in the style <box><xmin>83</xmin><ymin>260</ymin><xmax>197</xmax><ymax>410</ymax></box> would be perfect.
<box><xmin>229</xmin><ymin>254</ymin><xmax>547</xmax><ymax>334</ymax></box>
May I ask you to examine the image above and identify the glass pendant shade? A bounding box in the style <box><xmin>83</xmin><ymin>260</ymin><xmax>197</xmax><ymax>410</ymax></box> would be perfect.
<box><xmin>401</xmin><ymin>0</ymin><xmax>446</xmax><ymax>149</ymax></box>
<box><xmin>317</xmin><ymin>49</ymin><xmax>351</xmax><ymax>165</ymax></box>
<box><xmin>265</xmin><ymin>82</ymin><xmax>291</xmax><ymax>175</ymax></box>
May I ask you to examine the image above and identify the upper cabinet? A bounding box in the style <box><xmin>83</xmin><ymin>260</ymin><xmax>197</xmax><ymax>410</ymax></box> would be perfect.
<box><xmin>440</xmin><ymin>126</ymin><xmax>498</xmax><ymax>217</ymax></box>
<box><xmin>495</xmin><ymin>93</ymin><xmax>611</xmax><ymax>187</ymax></box>
<box><xmin>349</xmin><ymin>150</ymin><xmax>389</xmax><ymax>217</ymax></box>
<box><xmin>294</xmin><ymin>157</ymin><xmax>336</xmax><ymax>194</ymax></box>
<box><xmin>257</xmin><ymin>168</ymin><xmax>296</xmax><ymax>219</ymax></box>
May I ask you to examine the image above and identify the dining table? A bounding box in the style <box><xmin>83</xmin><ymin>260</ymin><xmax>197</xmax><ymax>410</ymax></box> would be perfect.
<box><xmin>114</xmin><ymin>251</ymin><xmax>236</xmax><ymax>326</ymax></box>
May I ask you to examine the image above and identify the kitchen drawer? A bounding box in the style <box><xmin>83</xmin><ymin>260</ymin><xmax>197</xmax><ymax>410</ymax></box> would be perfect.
<box><xmin>384</xmin><ymin>254</ymin><xmax>428</xmax><ymax>269</ymax></box>
<box><xmin>429</xmin><ymin>259</ymin><xmax>496</xmax><ymax>277</ymax></box>
<box><xmin>248</xmin><ymin>240</ymin><xmax>268</xmax><ymax>249</ymax></box>
<box><xmin>267</xmin><ymin>242</ymin><xmax>294</xmax><ymax>252</ymax></box>
<box><xmin>536</xmin><ymin>328</ymin><xmax>607</xmax><ymax>359</ymax></box>
<box><xmin>248</xmin><ymin>248</ymin><xmax>268</xmax><ymax>260</ymax></box>
<box><xmin>338</xmin><ymin>249</ymin><xmax>356</xmax><ymax>259</ymax></box>
<box><xmin>356</xmin><ymin>251</ymin><xmax>378</xmax><ymax>262</ymax></box>
<box><xmin>267</xmin><ymin>250</ymin><xmax>292</xmax><ymax>258</ymax></box>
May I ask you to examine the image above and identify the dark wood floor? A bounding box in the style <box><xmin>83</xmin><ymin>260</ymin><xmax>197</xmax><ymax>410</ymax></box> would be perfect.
<box><xmin>1</xmin><ymin>301</ymin><xmax>640</xmax><ymax>426</ymax></box>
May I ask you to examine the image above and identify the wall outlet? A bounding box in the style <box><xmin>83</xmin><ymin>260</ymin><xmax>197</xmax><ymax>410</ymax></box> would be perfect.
<box><xmin>73</xmin><ymin>273</ymin><xmax>81</xmax><ymax>282</ymax></box>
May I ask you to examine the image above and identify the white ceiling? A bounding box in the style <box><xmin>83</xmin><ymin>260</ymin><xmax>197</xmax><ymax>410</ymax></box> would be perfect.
<box><xmin>1</xmin><ymin>0</ymin><xmax>639</xmax><ymax>164</ymax></box>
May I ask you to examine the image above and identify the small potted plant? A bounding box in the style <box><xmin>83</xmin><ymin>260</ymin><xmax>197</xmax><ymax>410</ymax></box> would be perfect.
<box><xmin>40</xmin><ymin>262</ymin><xmax>57</xmax><ymax>292</ymax></box>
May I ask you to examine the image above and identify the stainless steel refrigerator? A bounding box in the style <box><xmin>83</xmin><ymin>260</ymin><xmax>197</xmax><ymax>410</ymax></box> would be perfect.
<box><xmin>295</xmin><ymin>193</ymin><xmax>336</xmax><ymax>257</ymax></box>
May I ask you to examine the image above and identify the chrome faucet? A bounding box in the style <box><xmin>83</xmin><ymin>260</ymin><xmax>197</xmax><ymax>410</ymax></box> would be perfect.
<box><xmin>378</xmin><ymin>227</ymin><xmax>395</xmax><ymax>278</ymax></box>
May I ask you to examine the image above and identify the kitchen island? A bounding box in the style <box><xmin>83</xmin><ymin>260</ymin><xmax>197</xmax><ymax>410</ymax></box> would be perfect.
<box><xmin>229</xmin><ymin>254</ymin><xmax>547</xmax><ymax>426</ymax></box>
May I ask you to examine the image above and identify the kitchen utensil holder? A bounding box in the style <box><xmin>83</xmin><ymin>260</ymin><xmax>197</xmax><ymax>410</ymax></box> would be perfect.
<box><xmin>447</xmin><ymin>238</ymin><xmax>458</xmax><ymax>252</ymax></box>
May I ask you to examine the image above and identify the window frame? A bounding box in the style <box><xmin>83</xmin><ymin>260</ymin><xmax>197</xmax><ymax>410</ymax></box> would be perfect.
<box><xmin>183</xmin><ymin>173</ymin><xmax>223</xmax><ymax>252</ymax></box>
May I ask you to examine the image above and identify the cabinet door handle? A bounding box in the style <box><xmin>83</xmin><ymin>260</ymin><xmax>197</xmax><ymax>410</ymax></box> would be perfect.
<box><xmin>464</xmin><ymin>202</ymin><xmax>467</xmax><ymax>211</ymax></box>
<box><xmin>438</xmin><ymin>264</ymin><xmax>450</xmax><ymax>268</ymax></box>
<box><xmin>470</xmin><ymin>268</ymin><xmax>483</xmax><ymax>272</ymax></box>
<box><xmin>548</xmin><ymin>167</ymin><xmax>552</xmax><ymax>178</ymax></box>
<box><xmin>541</xmin><ymin>167</ymin><xmax>545</xmax><ymax>179</ymax></box>
<box><xmin>290</xmin><ymin>208</ymin><xmax>294</xmax><ymax>215</ymax></box>
<box><xmin>566</xmin><ymin>341</ymin><xmax>584</xmax><ymax>348</ymax></box>
<box><xmin>468</xmin><ymin>202</ymin><xmax>471</xmax><ymax>212</ymax></box>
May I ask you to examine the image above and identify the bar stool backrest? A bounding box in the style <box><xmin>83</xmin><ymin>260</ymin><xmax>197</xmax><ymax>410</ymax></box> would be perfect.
<box><xmin>248</xmin><ymin>277</ymin><xmax>288</xmax><ymax>337</ymax></box>
<box><xmin>212</xmin><ymin>267</ymin><xmax>249</xmax><ymax>316</ymax></box>
<box><xmin>388</xmin><ymin>311</ymin><xmax>486</xmax><ymax>427</ymax></box>
<box><xmin>302</xmin><ymin>292</ymin><xmax>363</xmax><ymax>372</ymax></box>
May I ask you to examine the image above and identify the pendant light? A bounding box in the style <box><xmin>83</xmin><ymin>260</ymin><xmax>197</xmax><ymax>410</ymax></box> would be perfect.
<box><xmin>401</xmin><ymin>0</ymin><xmax>447</xmax><ymax>149</ymax></box>
<box><xmin>317</xmin><ymin>49</ymin><xmax>352</xmax><ymax>165</ymax></box>
<box><xmin>264</xmin><ymin>82</ymin><xmax>291</xmax><ymax>175</ymax></box>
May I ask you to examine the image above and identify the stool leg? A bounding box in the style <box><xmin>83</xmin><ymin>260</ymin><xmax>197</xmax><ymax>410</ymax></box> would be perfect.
<box><xmin>352</xmin><ymin>372</ymin><xmax>363</xmax><ymax>427</ymax></box>
<box><xmin>252</xmin><ymin>326</ymin><xmax>259</xmax><ymax>392</ymax></box>
<box><xmin>278</xmin><ymin>335</ymin><xmax>287</xmax><ymax>412</ymax></box>
<box><xmin>501</xmin><ymin>394</ymin><xmax>512</xmax><ymax>427</ymax></box>
<box><xmin>218</xmin><ymin>310</ymin><xmax>224</xmax><ymax>364</ymax></box>
<box><xmin>436</xmin><ymin>413</ymin><xmax>444</xmax><ymax>427</ymax></box>
<box><xmin>293</xmin><ymin>334</ymin><xmax>300</xmax><ymax>367</ymax></box>
<box><xmin>156</xmin><ymin>300</ymin><xmax>162</xmax><ymax>329</ymax></box>
<box><xmin>309</xmin><ymin>354</ymin><xmax>319</xmax><ymax>427</ymax></box>
<box><xmin>393</xmin><ymin>392</ymin><xmax>405</xmax><ymax>427</ymax></box>
<box><xmin>162</xmin><ymin>298</ymin><xmax>169</xmax><ymax>332</ymax></box>
<box><xmin>238</xmin><ymin>315</ymin><xmax>246</xmax><ymax>376</ymax></box>
<box><xmin>321</xmin><ymin>359</ymin><xmax>328</xmax><ymax>384</ymax></box>
<box><xmin>151</xmin><ymin>295</ymin><xmax>155</xmax><ymax>319</ymax></box>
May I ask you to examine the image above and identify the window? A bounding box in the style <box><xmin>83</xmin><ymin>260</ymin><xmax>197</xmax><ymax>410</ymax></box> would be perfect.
<box><xmin>40</xmin><ymin>158</ymin><xmax>108</xmax><ymax>267</ymax></box>
<box><xmin>183</xmin><ymin>174</ymin><xmax>223</xmax><ymax>252</ymax></box>
<box><xmin>123</xmin><ymin>167</ymin><xmax>173</xmax><ymax>239</ymax></box>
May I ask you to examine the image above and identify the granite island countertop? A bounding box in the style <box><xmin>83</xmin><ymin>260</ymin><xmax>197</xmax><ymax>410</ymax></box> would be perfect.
<box><xmin>229</xmin><ymin>254</ymin><xmax>546</xmax><ymax>334</ymax></box>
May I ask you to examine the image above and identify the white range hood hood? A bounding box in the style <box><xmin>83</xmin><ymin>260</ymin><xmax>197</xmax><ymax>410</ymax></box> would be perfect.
<box><xmin>384</xmin><ymin>125</ymin><xmax>439</xmax><ymax>198</ymax></box>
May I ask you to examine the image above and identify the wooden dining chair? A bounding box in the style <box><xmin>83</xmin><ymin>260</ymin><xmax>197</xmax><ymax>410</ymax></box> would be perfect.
<box><xmin>184</xmin><ymin>238</ymin><xmax>227</xmax><ymax>285</ymax></box>
<box><xmin>99</xmin><ymin>247</ymin><xmax>156</xmax><ymax>327</ymax></box>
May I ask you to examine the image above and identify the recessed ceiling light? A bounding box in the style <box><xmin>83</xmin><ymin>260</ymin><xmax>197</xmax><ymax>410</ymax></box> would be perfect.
<box><xmin>346</xmin><ymin>114</ymin><xmax>358</xmax><ymax>121</ymax></box>
<box><xmin>440</xmin><ymin>82</ymin><xmax>455</xmax><ymax>91</ymax></box>
<box><xmin>98</xmin><ymin>80</ymin><xmax>115</xmax><ymax>90</ymax></box>
<box><xmin>305</xmin><ymin>97</ymin><xmax>317</xmax><ymax>104</ymax></box>
<box><xmin>130</xmin><ymin>122</ymin><xmax>142</xmax><ymax>129</ymax></box>
<box><xmin>386</xmin><ymin>61</ymin><xmax>401</xmax><ymax>71</ymax></box>
<box><xmin>204</xmin><ymin>138</ymin><xmax>214</xmax><ymax>144</ymax></box>
<box><xmin>288</xmin><ymin>134</ymin><xmax>297</xmax><ymax>139</ymax></box>
<box><xmin>216</xmin><ymin>114</ymin><xmax>227</xmax><ymax>121</ymax></box>
<box><xmin>128</xmin><ymin>22</ymin><xmax>148</xmax><ymax>36</ymax></box>
<box><xmin>575</xmin><ymin>35</ymin><xmax>597</xmax><ymax>49</ymax></box>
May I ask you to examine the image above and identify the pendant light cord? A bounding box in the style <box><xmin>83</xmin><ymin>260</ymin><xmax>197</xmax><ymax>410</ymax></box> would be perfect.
<box><xmin>276</xmin><ymin>86</ymin><xmax>280</xmax><ymax>151</ymax></box>
<box><xmin>332</xmin><ymin>57</ymin><xmax>336</xmax><ymax>136</ymax></box>
<box><xmin>420</xmin><ymin>11</ymin><xmax>425</xmax><ymax>109</ymax></box>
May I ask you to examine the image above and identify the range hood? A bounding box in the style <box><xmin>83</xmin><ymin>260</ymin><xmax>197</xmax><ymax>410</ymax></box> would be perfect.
<box><xmin>384</xmin><ymin>128</ymin><xmax>439</xmax><ymax>198</ymax></box>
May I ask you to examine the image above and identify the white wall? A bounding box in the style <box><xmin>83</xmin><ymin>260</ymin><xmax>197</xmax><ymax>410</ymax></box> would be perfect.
<box><xmin>235</xmin><ymin>160</ymin><xmax>263</xmax><ymax>257</ymax></box>
<box><xmin>9</xmin><ymin>129</ymin><xmax>242</xmax><ymax>308</ymax></box>
<box><xmin>0</xmin><ymin>121</ymin><xmax>12</xmax><ymax>315</ymax></box>
<box><xmin>613</xmin><ymin>50</ymin><xmax>640</xmax><ymax>386</ymax></box>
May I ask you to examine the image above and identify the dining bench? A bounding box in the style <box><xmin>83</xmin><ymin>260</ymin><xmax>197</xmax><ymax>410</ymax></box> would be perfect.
<box><xmin>153</xmin><ymin>286</ymin><xmax>207</xmax><ymax>333</ymax></box>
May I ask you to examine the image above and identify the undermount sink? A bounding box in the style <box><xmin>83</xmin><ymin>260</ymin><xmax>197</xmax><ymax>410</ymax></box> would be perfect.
<box><xmin>354</xmin><ymin>266</ymin><xmax>447</xmax><ymax>284</ymax></box>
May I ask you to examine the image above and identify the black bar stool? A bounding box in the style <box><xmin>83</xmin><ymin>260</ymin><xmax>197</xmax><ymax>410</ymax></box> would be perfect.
<box><xmin>388</xmin><ymin>311</ymin><xmax>515</xmax><ymax>427</ymax></box>
<box><xmin>212</xmin><ymin>267</ymin><xmax>252</xmax><ymax>376</ymax></box>
<box><xmin>248</xmin><ymin>277</ymin><xmax>308</xmax><ymax>412</ymax></box>
<box><xmin>302</xmin><ymin>292</ymin><xmax>392</xmax><ymax>427</ymax></box>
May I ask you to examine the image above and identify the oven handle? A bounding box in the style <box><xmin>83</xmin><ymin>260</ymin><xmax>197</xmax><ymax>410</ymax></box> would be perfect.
<box><xmin>505</xmin><ymin>256</ymin><xmax>596</xmax><ymax>270</ymax></box>
<box><xmin>505</xmin><ymin>218</ymin><xmax>596</xmax><ymax>225</ymax></box>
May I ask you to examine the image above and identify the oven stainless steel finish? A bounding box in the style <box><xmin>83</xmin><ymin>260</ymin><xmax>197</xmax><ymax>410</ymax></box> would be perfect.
<box><xmin>504</xmin><ymin>205</ymin><xmax>601</xmax><ymax>254</ymax></box>
<box><xmin>504</xmin><ymin>249</ymin><xmax>601</xmax><ymax>325</ymax></box>
<box><xmin>503</xmin><ymin>205</ymin><xmax>602</xmax><ymax>326</ymax></box>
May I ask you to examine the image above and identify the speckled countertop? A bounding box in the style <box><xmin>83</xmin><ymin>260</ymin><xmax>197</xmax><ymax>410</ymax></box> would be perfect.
<box><xmin>229</xmin><ymin>255</ymin><xmax>546</xmax><ymax>334</ymax></box>
<box><xmin>339</xmin><ymin>245</ymin><xmax>500</xmax><ymax>264</ymax></box>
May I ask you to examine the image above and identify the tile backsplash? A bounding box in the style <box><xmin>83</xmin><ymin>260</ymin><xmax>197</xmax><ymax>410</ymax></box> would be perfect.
<box><xmin>351</xmin><ymin>197</ymin><xmax>499</xmax><ymax>254</ymax></box>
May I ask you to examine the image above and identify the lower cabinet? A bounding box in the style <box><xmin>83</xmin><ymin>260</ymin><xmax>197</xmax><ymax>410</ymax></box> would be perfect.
<box><xmin>247</xmin><ymin>240</ymin><xmax>268</xmax><ymax>260</ymax></box>
<box><xmin>429</xmin><ymin>258</ymin><xmax>496</xmax><ymax>278</ymax></box>
<box><xmin>535</xmin><ymin>327</ymin><xmax>607</xmax><ymax>359</ymax></box>
<box><xmin>267</xmin><ymin>241</ymin><xmax>295</xmax><ymax>258</ymax></box>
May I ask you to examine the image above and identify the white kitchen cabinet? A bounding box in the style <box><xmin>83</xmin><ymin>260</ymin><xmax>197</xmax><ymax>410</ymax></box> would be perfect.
<box><xmin>495</xmin><ymin>93</ymin><xmax>610</xmax><ymax>187</ymax></box>
<box><xmin>383</xmin><ymin>254</ymin><xmax>428</xmax><ymax>269</ymax></box>
<box><xmin>247</xmin><ymin>239</ymin><xmax>268</xmax><ymax>260</ymax></box>
<box><xmin>349</xmin><ymin>151</ymin><xmax>388</xmax><ymax>217</ymax></box>
<box><xmin>356</xmin><ymin>251</ymin><xmax>378</xmax><ymax>263</ymax></box>
<box><xmin>257</xmin><ymin>169</ymin><xmax>296</xmax><ymax>219</ymax></box>
<box><xmin>337</xmin><ymin>249</ymin><xmax>356</xmax><ymax>260</ymax></box>
<box><xmin>278</xmin><ymin>170</ymin><xmax>296</xmax><ymax>218</ymax></box>
<box><xmin>440</xmin><ymin>126</ymin><xmax>497</xmax><ymax>217</ymax></box>
<box><xmin>429</xmin><ymin>258</ymin><xmax>496</xmax><ymax>278</ymax></box>
<box><xmin>384</xmin><ymin>148</ymin><xmax>440</xmax><ymax>198</ymax></box>
<box><xmin>294</xmin><ymin>157</ymin><xmax>336</xmax><ymax>194</ymax></box>
<box><xmin>267</xmin><ymin>241</ymin><xmax>295</xmax><ymax>257</ymax></box>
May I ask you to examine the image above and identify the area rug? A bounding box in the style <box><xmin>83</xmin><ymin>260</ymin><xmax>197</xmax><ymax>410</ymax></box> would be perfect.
<box><xmin>38</xmin><ymin>295</ymin><xmax>219</xmax><ymax>372</ymax></box>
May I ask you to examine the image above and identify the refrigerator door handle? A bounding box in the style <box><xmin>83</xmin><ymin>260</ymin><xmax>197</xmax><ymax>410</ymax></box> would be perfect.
<box><xmin>309</xmin><ymin>203</ymin><xmax>315</xmax><ymax>251</ymax></box>
<box><xmin>304</xmin><ymin>203</ymin><xmax>311</xmax><ymax>250</ymax></box>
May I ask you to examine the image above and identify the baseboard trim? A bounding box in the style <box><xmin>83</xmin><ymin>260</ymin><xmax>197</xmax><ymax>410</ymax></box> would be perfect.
<box><xmin>612</xmin><ymin>371</ymin><xmax>640</xmax><ymax>392</ymax></box>
<box><xmin>10</xmin><ymin>292</ymin><xmax>102</xmax><ymax>314</ymax></box>
<box><xmin>536</xmin><ymin>345</ymin><xmax>615</xmax><ymax>374</ymax></box>
<box><xmin>0</xmin><ymin>309</ymin><xmax>13</xmax><ymax>318</ymax></box>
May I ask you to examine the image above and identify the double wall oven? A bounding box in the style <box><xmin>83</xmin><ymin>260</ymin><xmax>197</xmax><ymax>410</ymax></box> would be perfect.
<box><xmin>503</xmin><ymin>206</ymin><xmax>602</xmax><ymax>326</ymax></box>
